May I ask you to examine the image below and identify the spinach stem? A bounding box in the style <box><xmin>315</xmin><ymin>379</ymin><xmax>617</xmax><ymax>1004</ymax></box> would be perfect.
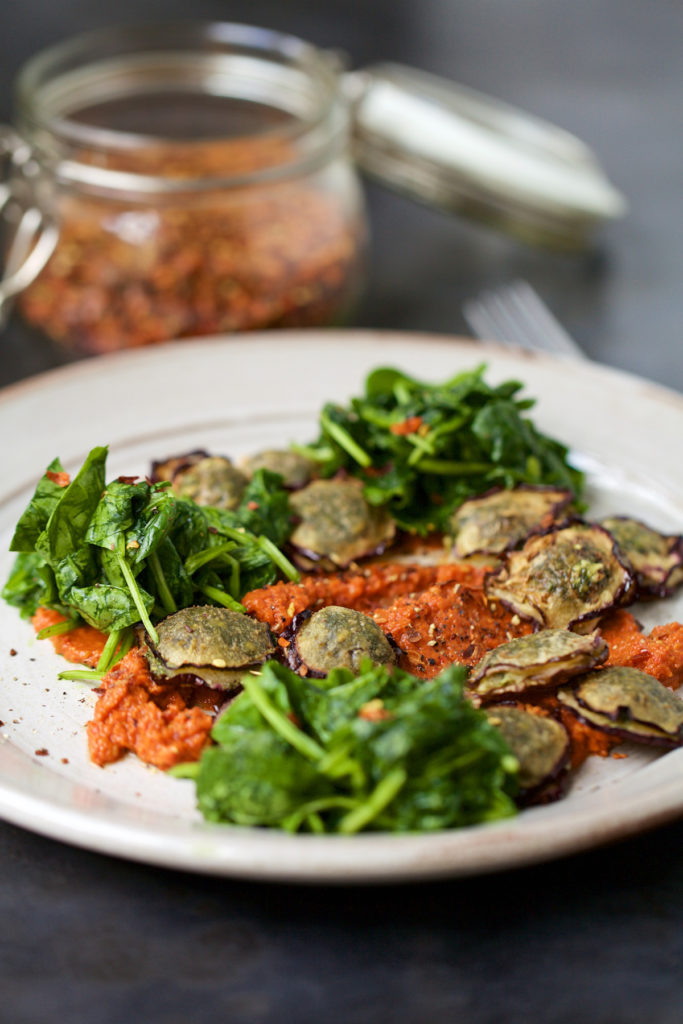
<box><xmin>148</xmin><ymin>550</ymin><xmax>177</xmax><ymax>615</ymax></box>
<box><xmin>58</xmin><ymin>668</ymin><xmax>103</xmax><ymax>683</ymax></box>
<box><xmin>36</xmin><ymin>618</ymin><xmax>78</xmax><ymax>640</ymax></box>
<box><xmin>241</xmin><ymin>673</ymin><xmax>325</xmax><ymax>762</ymax></box>
<box><xmin>116</xmin><ymin>553</ymin><xmax>158</xmax><ymax>644</ymax></box>
<box><xmin>320</xmin><ymin>411</ymin><xmax>372</xmax><ymax>468</ymax></box>
<box><xmin>416</xmin><ymin>458</ymin><xmax>492</xmax><ymax>476</ymax></box>
<box><xmin>257</xmin><ymin>536</ymin><xmax>300</xmax><ymax>582</ymax></box>
<box><xmin>338</xmin><ymin>767</ymin><xmax>407</xmax><ymax>834</ymax></box>
<box><xmin>198</xmin><ymin>584</ymin><xmax>246</xmax><ymax>613</ymax></box>
<box><xmin>184</xmin><ymin>541</ymin><xmax>237</xmax><ymax>576</ymax></box>
<box><xmin>96</xmin><ymin>628</ymin><xmax>121</xmax><ymax>674</ymax></box>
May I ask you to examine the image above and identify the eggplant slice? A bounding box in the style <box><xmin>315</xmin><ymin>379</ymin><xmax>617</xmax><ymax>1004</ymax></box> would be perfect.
<box><xmin>485</xmin><ymin>522</ymin><xmax>634</xmax><ymax>632</ymax></box>
<box><xmin>284</xmin><ymin>605</ymin><xmax>397</xmax><ymax>677</ymax></box>
<box><xmin>289</xmin><ymin>479</ymin><xmax>396</xmax><ymax>570</ymax></box>
<box><xmin>172</xmin><ymin>456</ymin><xmax>249</xmax><ymax>510</ymax></box>
<box><xmin>469</xmin><ymin>628</ymin><xmax>608</xmax><ymax>700</ymax></box>
<box><xmin>240</xmin><ymin>449</ymin><xmax>315</xmax><ymax>490</ymax></box>
<box><xmin>601</xmin><ymin>515</ymin><xmax>683</xmax><ymax>598</ymax></box>
<box><xmin>449</xmin><ymin>485</ymin><xmax>574</xmax><ymax>558</ymax></box>
<box><xmin>145</xmin><ymin>605</ymin><xmax>274</xmax><ymax>690</ymax></box>
<box><xmin>558</xmin><ymin>666</ymin><xmax>683</xmax><ymax>747</ymax></box>
<box><xmin>485</xmin><ymin>705</ymin><xmax>571</xmax><ymax>802</ymax></box>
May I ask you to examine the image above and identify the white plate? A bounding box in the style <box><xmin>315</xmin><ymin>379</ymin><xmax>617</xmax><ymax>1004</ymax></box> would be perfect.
<box><xmin>1</xmin><ymin>330</ymin><xmax>683</xmax><ymax>883</ymax></box>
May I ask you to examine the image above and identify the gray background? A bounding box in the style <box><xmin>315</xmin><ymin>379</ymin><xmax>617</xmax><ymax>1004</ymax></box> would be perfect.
<box><xmin>1</xmin><ymin>2</ymin><xmax>682</xmax><ymax>1022</ymax></box>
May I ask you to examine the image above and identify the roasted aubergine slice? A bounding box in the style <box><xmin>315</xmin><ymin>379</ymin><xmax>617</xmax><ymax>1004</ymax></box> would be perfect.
<box><xmin>485</xmin><ymin>522</ymin><xmax>634</xmax><ymax>632</ymax></box>
<box><xmin>469</xmin><ymin>628</ymin><xmax>608</xmax><ymax>700</ymax></box>
<box><xmin>449</xmin><ymin>485</ymin><xmax>574</xmax><ymax>558</ymax></box>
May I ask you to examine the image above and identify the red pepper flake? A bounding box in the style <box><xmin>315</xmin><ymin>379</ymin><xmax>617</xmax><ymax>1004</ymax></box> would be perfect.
<box><xmin>612</xmin><ymin>751</ymin><xmax>628</xmax><ymax>759</ymax></box>
<box><xmin>61</xmin><ymin>758</ymin><xmax>70</xmax><ymax>765</ymax></box>
<box><xmin>117</xmin><ymin>475</ymin><xmax>140</xmax><ymax>484</ymax></box>
<box><xmin>46</xmin><ymin>470</ymin><xmax>70</xmax><ymax>487</ymax></box>
<box><xmin>389</xmin><ymin>416</ymin><xmax>423</xmax><ymax>436</ymax></box>
<box><xmin>9</xmin><ymin>649</ymin><xmax>17</xmax><ymax>657</ymax></box>
<box><xmin>286</xmin><ymin>712</ymin><xmax>302</xmax><ymax>728</ymax></box>
<box><xmin>277</xmin><ymin>637</ymin><xmax>291</xmax><ymax>648</ymax></box>
<box><xmin>34</xmin><ymin>748</ymin><xmax>49</xmax><ymax>757</ymax></box>
<box><xmin>246</xmin><ymin>501</ymin><xmax>260</xmax><ymax>511</ymax></box>
<box><xmin>358</xmin><ymin>699</ymin><xmax>394</xmax><ymax>722</ymax></box>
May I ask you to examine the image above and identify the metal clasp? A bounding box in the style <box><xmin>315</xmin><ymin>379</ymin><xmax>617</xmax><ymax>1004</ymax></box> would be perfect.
<box><xmin>0</xmin><ymin>126</ymin><xmax>58</xmax><ymax>328</ymax></box>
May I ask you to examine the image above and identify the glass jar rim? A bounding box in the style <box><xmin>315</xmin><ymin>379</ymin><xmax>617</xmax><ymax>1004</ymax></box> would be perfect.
<box><xmin>14</xmin><ymin>21</ymin><xmax>350</xmax><ymax>195</ymax></box>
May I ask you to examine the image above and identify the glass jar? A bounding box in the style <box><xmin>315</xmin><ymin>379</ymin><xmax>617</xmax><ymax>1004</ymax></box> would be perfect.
<box><xmin>0</xmin><ymin>22</ymin><xmax>626</xmax><ymax>354</ymax></box>
<box><xmin>2</xmin><ymin>23</ymin><xmax>365</xmax><ymax>354</ymax></box>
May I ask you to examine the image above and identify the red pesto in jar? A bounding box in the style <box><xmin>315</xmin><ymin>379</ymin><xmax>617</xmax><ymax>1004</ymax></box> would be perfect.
<box><xmin>20</xmin><ymin>140</ymin><xmax>362</xmax><ymax>354</ymax></box>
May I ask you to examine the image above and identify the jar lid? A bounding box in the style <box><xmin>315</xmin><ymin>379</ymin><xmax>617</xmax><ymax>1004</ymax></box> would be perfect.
<box><xmin>348</xmin><ymin>63</ymin><xmax>626</xmax><ymax>250</ymax></box>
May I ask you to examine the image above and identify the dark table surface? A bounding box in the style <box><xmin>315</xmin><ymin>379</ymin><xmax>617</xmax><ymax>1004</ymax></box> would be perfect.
<box><xmin>1</xmin><ymin>2</ymin><xmax>682</xmax><ymax>1022</ymax></box>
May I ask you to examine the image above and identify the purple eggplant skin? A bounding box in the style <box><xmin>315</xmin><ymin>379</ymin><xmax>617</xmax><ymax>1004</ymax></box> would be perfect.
<box><xmin>484</xmin><ymin>521</ymin><xmax>636</xmax><ymax>633</ymax></box>
<box><xmin>485</xmin><ymin>704</ymin><xmax>571</xmax><ymax>805</ymax></box>
<box><xmin>557</xmin><ymin>666</ymin><xmax>683</xmax><ymax>749</ymax></box>
<box><xmin>448</xmin><ymin>483</ymin><xmax>575</xmax><ymax>558</ymax></box>
<box><xmin>288</xmin><ymin>479</ymin><xmax>396</xmax><ymax>571</ymax></box>
<box><xmin>601</xmin><ymin>515</ymin><xmax>683</xmax><ymax>599</ymax></box>
<box><xmin>150</xmin><ymin>449</ymin><xmax>210</xmax><ymax>483</ymax></box>
<box><xmin>281</xmin><ymin>605</ymin><xmax>397</xmax><ymax>678</ymax></box>
<box><xmin>469</xmin><ymin>628</ymin><xmax>608</xmax><ymax>700</ymax></box>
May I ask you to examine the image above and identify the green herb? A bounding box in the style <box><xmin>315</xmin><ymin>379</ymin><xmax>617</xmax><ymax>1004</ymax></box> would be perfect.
<box><xmin>177</xmin><ymin>660</ymin><xmax>518</xmax><ymax>833</ymax></box>
<box><xmin>296</xmin><ymin>365</ymin><xmax>583</xmax><ymax>534</ymax></box>
<box><xmin>3</xmin><ymin>451</ymin><xmax>298</xmax><ymax>636</ymax></box>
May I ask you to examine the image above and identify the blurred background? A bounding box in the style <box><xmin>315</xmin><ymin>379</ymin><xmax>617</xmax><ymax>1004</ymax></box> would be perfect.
<box><xmin>0</xmin><ymin>0</ymin><xmax>680</xmax><ymax>386</ymax></box>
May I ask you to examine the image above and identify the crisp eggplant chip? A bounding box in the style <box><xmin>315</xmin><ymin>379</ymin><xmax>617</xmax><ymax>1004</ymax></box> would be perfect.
<box><xmin>173</xmin><ymin>456</ymin><xmax>248</xmax><ymax>509</ymax></box>
<box><xmin>485</xmin><ymin>522</ymin><xmax>634</xmax><ymax>632</ymax></box>
<box><xmin>449</xmin><ymin>485</ymin><xmax>574</xmax><ymax>558</ymax></box>
<box><xmin>145</xmin><ymin>605</ymin><xmax>274</xmax><ymax>690</ymax></box>
<box><xmin>289</xmin><ymin>479</ymin><xmax>396</xmax><ymax>570</ymax></box>
<box><xmin>150</xmin><ymin>449</ymin><xmax>209</xmax><ymax>483</ymax></box>
<box><xmin>240</xmin><ymin>449</ymin><xmax>314</xmax><ymax>490</ymax></box>
<box><xmin>485</xmin><ymin>705</ymin><xmax>571</xmax><ymax>800</ymax></box>
<box><xmin>602</xmin><ymin>515</ymin><xmax>683</xmax><ymax>598</ymax></box>
<box><xmin>284</xmin><ymin>605</ymin><xmax>397</xmax><ymax>677</ymax></box>
<box><xmin>470</xmin><ymin>628</ymin><xmax>608</xmax><ymax>699</ymax></box>
<box><xmin>558</xmin><ymin>667</ymin><xmax>683</xmax><ymax>747</ymax></box>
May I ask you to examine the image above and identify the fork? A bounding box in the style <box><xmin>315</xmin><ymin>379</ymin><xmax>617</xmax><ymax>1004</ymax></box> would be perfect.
<box><xmin>462</xmin><ymin>280</ymin><xmax>588</xmax><ymax>360</ymax></box>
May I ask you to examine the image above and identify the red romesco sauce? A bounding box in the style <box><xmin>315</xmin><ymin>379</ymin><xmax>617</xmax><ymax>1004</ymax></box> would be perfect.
<box><xmin>86</xmin><ymin>649</ymin><xmax>214</xmax><ymax>769</ymax></box>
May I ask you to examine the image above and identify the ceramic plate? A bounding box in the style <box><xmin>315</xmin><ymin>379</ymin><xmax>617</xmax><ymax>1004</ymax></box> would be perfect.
<box><xmin>1</xmin><ymin>331</ymin><xmax>682</xmax><ymax>883</ymax></box>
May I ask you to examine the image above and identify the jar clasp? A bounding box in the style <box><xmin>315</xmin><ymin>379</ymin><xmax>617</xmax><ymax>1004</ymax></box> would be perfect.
<box><xmin>0</xmin><ymin>126</ymin><xmax>58</xmax><ymax>328</ymax></box>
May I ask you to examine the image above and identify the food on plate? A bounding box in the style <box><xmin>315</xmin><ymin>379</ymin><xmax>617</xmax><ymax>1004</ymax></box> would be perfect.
<box><xmin>601</xmin><ymin>515</ymin><xmax>683</xmax><ymax>598</ymax></box>
<box><xmin>468</xmin><ymin>629</ymin><xmax>608</xmax><ymax>700</ymax></box>
<box><xmin>288</xmin><ymin>478</ymin><xmax>396</xmax><ymax>570</ymax></box>
<box><xmin>295</xmin><ymin>364</ymin><xmax>584</xmax><ymax>534</ymax></box>
<box><xmin>283</xmin><ymin>605</ymin><xmax>397</xmax><ymax>676</ymax></box>
<box><xmin>144</xmin><ymin>605</ymin><xmax>275</xmax><ymax>691</ymax></box>
<box><xmin>174</xmin><ymin>660</ymin><xmax>519</xmax><ymax>833</ymax></box>
<box><xmin>171</xmin><ymin>455</ymin><xmax>249</xmax><ymax>510</ymax></box>
<box><xmin>557</xmin><ymin>667</ymin><xmax>683</xmax><ymax>747</ymax></box>
<box><xmin>484</xmin><ymin>706</ymin><xmax>571</xmax><ymax>803</ymax></box>
<box><xmin>4</xmin><ymin>361</ymin><xmax>683</xmax><ymax>834</ymax></box>
<box><xmin>448</xmin><ymin>484</ymin><xmax>574</xmax><ymax>557</ymax></box>
<box><xmin>240</xmin><ymin>449</ymin><xmax>315</xmax><ymax>490</ymax></box>
<box><xmin>485</xmin><ymin>522</ymin><xmax>635</xmax><ymax>632</ymax></box>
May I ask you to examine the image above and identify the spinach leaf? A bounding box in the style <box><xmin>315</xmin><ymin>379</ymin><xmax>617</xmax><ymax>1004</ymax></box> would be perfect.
<box><xmin>188</xmin><ymin>660</ymin><xmax>518</xmax><ymax>834</ymax></box>
<box><xmin>42</xmin><ymin>446</ymin><xmax>107</xmax><ymax>563</ymax></box>
<box><xmin>1</xmin><ymin>553</ymin><xmax>57</xmax><ymax>618</ymax></box>
<box><xmin>10</xmin><ymin>458</ymin><xmax>68</xmax><ymax>553</ymax></box>
<box><xmin>86</xmin><ymin>479</ymin><xmax>149</xmax><ymax>552</ymax></box>
<box><xmin>68</xmin><ymin>582</ymin><xmax>153</xmax><ymax>631</ymax></box>
<box><xmin>300</xmin><ymin>365</ymin><xmax>583</xmax><ymax>534</ymax></box>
